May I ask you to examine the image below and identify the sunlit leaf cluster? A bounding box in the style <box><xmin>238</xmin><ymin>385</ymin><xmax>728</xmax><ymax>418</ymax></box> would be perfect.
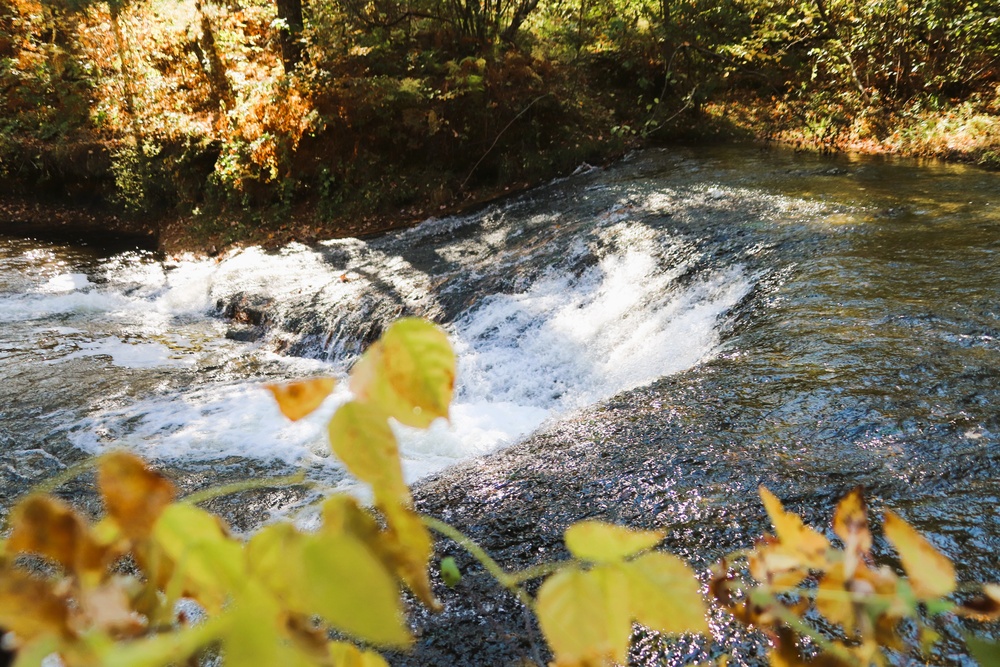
<box><xmin>711</xmin><ymin>487</ymin><xmax>1000</xmax><ymax>666</ymax></box>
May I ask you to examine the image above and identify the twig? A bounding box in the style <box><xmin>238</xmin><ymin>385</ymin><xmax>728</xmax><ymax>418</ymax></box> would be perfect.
<box><xmin>460</xmin><ymin>93</ymin><xmax>551</xmax><ymax>190</ymax></box>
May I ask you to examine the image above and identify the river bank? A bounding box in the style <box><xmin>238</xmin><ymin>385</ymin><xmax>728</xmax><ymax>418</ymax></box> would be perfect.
<box><xmin>3</xmin><ymin>99</ymin><xmax>998</xmax><ymax>257</ymax></box>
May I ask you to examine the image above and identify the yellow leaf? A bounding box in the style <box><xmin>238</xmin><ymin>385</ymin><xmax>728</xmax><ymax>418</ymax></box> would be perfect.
<box><xmin>748</xmin><ymin>541</ymin><xmax>810</xmax><ymax>588</ymax></box>
<box><xmin>816</xmin><ymin>562</ymin><xmax>856</xmax><ymax>633</ymax></box>
<box><xmin>564</xmin><ymin>520</ymin><xmax>664</xmax><ymax>564</ymax></box>
<box><xmin>759</xmin><ymin>487</ymin><xmax>829</xmax><ymax>569</ymax></box>
<box><xmin>379</xmin><ymin>501</ymin><xmax>439</xmax><ymax>610</ymax></box>
<box><xmin>98</xmin><ymin>452</ymin><xmax>176</xmax><ymax>540</ymax></box>
<box><xmin>956</xmin><ymin>583</ymin><xmax>1000</xmax><ymax>620</ymax></box>
<box><xmin>328</xmin><ymin>641</ymin><xmax>391</xmax><ymax>667</ymax></box>
<box><xmin>74</xmin><ymin>578</ymin><xmax>146</xmax><ymax>637</ymax></box>
<box><xmin>7</xmin><ymin>495</ymin><xmax>109</xmax><ymax>575</ymax></box>
<box><xmin>245</xmin><ymin>522</ymin><xmax>308</xmax><ymax>610</ymax></box>
<box><xmin>266</xmin><ymin>377</ymin><xmax>336</xmax><ymax>421</ymax></box>
<box><xmin>299</xmin><ymin>532</ymin><xmax>411</xmax><ymax>648</ymax></box>
<box><xmin>87</xmin><ymin>616</ymin><xmax>223</xmax><ymax>667</ymax></box>
<box><xmin>349</xmin><ymin>318</ymin><xmax>455</xmax><ymax>428</ymax></box>
<box><xmin>221</xmin><ymin>584</ymin><xmax>313</xmax><ymax>667</ymax></box>
<box><xmin>832</xmin><ymin>487</ymin><xmax>872</xmax><ymax>578</ymax></box>
<box><xmin>621</xmin><ymin>552</ymin><xmax>709</xmax><ymax>635</ymax></box>
<box><xmin>152</xmin><ymin>504</ymin><xmax>245</xmax><ymax>612</ymax></box>
<box><xmin>536</xmin><ymin>565</ymin><xmax>623</xmax><ymax>667</ymax></box>
<box><xmin>11</xmin><ymin>636</ymin><xmax>61</xmax><ymax>667</ymax></box>
<box><xmin>320</xmin><ymin>495</ymin><xmax>439</xmax><ymax>610</ymax></box>
<box><xmin>327</xmin><ymin>401</ymin><xmax>408</xmax><ymax>503</ymax></box>
<box><xmin>882</xmin><ymin>509</ymin><xmax>955</xmax><ymax>599</ymax></box>
<box><xmin>593</xmin><ymin>564</ymin><xmax>633</xmax><ymax>664</ymax></box>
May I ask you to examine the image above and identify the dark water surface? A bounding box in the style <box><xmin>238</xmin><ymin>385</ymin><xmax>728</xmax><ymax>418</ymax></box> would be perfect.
<box><xmin>2</xmin><ymin>146</ymin><xmax>999</xmax><ymax>664</ymax></box>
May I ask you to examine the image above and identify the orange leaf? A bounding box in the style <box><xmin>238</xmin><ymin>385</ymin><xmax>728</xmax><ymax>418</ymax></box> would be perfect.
<box><xmin>266</xmin><ymin>377</ymin><xmax>336</xmax><ymax>421</ymax></box>
<box><xmin>0</xmin><ymin>560</ymin><xmax>70</xmax><ymax>641</ymax></box>
<box><xmin>98</xmin><ymin>452</ymin><xmax>176</xmax><ymax>540</ymax></box>
<box><xmin>7</xmin><ymin>495</ymin><xmax>109</xmax><ymax>575</ymax></box>
<box><xmin>883</xmin><ymin>510</ymin><xmax>955</xmax><ymax>599</ymax></box>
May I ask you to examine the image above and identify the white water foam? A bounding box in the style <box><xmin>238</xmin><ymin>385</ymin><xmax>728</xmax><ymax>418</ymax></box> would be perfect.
<box><xmin>6</xmin><ymin>214</ymin><xmax>751</xmax><ymax>485</ymax></box>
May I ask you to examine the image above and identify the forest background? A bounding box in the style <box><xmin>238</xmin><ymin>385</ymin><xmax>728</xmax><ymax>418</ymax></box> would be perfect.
<box><xmin>1</xmin><ymin>0</ymin><xmax>999</xmax><ymax>250</ymax></box>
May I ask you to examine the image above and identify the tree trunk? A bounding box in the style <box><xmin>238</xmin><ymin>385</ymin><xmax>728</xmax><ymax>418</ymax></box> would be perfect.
<box><xmin>275</xmin><ymin>0</ymin><xmax>305</xmax><ymax>73</ymax></box>
<box><xmin>108</xmin><ymin>2</ymin><xmax>143</xmax><ymax>146</ymax></box>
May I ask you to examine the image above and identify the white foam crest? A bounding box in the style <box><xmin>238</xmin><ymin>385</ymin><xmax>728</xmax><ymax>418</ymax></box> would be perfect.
<box><xmin>0</xmin><ymin>290</ymin><xmax>132</xmax><ymax>323</ymax></box>
<box><xmin>53</xmin><ymin>221</ymin><xmax>750</xmax><ymax>485</ymax></box>
<box><xmin>454</xmin><ymin>239</ymin><xmax>749</xmax><ymax>410</ymax></box>
<box><xmin>71</xmin><ymin>378</ymin><xmax>549</xmax><ymax>481</ymax></box>
<box><xmin>40</xmin><ymin>273</ymin><xmax>91</xmax><ymax>293</ymax></box>
<box><xmin>71</xmin><ymin>381</ymin><xmax>347</xmax><ymax>465</ymax></box>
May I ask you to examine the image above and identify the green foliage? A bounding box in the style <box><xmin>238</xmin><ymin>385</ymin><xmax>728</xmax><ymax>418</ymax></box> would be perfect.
<box><xmin>2</xmin><ymin>317</ymin><xmax>999</xmax><ymax>667</ymax></box>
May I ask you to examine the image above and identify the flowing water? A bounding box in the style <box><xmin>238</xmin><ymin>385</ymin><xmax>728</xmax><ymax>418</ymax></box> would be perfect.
<box><xmin>2</xmin><ymin>146</ymin><xmax>999</xmax><ymax>664</ymax></box>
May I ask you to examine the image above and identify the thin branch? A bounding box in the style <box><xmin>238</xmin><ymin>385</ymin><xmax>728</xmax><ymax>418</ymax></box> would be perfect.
<box><xmin>460</xmin><ymin>93</ymin><xmax>551</xmax><ymax>191</ymax></box>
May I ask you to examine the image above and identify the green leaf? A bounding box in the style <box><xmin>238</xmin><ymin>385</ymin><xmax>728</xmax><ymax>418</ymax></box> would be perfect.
<box><xmin>349</xmin><ymin>318</ymin><xmax>455</xmax><ymax>428</ymax></box>
<box><xmin>300</xmin><ymin>532</ymin><xmax>411</xmax><ymax>647</ymax></box>
<box><xmin>622</xmin><ymin>552</ymin><xmax>709</xmax><ymax>635</ymax></box>
<box><xmin>965</xmin><ymin>634</ymin><xmax>1000</xmax><ymax>666</ymax></box>
<box><xmin>564</xmin><ymin>520</ymin><xmax>663</xmax><ymax>563</ymax></box>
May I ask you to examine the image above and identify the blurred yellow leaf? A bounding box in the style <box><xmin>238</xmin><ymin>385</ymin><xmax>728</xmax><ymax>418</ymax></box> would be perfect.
<box><xmin>328</xmin><ymin>400</ymin><xmax>408</xmax><ymax>503</ymax></box>
<box><xmin>266</xmin><ymin>377</ymin><xmax>336</xmax><ymax>421</ymax></box>
<box><xmin>328</xmin><ymin>641</ymin><xmax>391</xmax><ymax>667</ymax></box>
<box><xmin>883</xmin><ymin>509</ymin><xmax>955</xmax><ymax>599</ymax></box>
<box><xmin>536</xmin><ymin>565</ymin><xmax>625</xmax><ymax>667</ymax></box>
<box><xmin>152</xmin><ymin>504</ymin><xmax>245</xmax><ymax>612</ymax></box>
<box><xmin>380</xmin><ymin>501</ymin><xmax>439</xmax><ymax>610</ymax></box>
<box><xmin>221</xmin><ymin>583</ymin><xmax>313</xmax><ymax>667</ymax></box>
<box><xmin>7</xmin><ymin>495</ymin><xmax>109</xmax><ymax>575</ymax></box>
<box><xmin>816</xmin><ymin>562</ymin><xmax>856</xmax><ymax>633</ymax></box>
<box><xmin>759</xmin><ymin>487</ymin><xmax>829</xmax><ymax>569</ymax></box>
<box><xmin>320</xmin><ymin>495</ymin><xmax>438</xmax><ymax>610</ymax></box>
<box><xmin>98</xmin><ymin>452</ymin><xmax>176</xmax><ymax>540</ymax></box>
<box><xmin>245</xmin><ymin>522</ymin><xmax>308</xmax><ymax>610</ymax></box>
<box><xmin>748</xmin><ymin>536</ymin><xmax>811</xmax><ymax>588</ymax></box>
<box><xmin>86</xmin><ymin>615</ymin><xmax>223</xmax><ymax>667</ymax></box>
<box><xmin>564</xmin><ymin>520</ymin><xmax>664</xmax><ymax>563</ymax></box>
<box><xmin>621</xmin><ymin>552</ymin><xmax>709</xmax><ymax>635</ymax></box>
<box><xmin>299</xmin><ymin>532</ymin><xmax>411</xmax><ymax>647</ymax></box>
<box><xmin>349</xmin><ymin>318</ymin><xmax>455</xmax><ymax>428</ymax></box>
<box><xmin>74</xmin><ymin>578</ymin><xmax>146</xmax><ymax>637</ymax></box>
<box><xmin>832</xmin><ymin>487</ymin><xmax>871</xmax><ymax>578</ymax></box>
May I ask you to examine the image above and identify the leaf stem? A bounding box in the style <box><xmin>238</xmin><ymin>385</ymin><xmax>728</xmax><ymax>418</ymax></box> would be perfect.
<box><xmin>421</xmin><ymin>515</ymin><xmax>539</xmax><ymax>611</ymax></box>
<box><xmin>181</xmin><ymin>472</ymin><xmax>310</xmax><ymax>506</ymax></box>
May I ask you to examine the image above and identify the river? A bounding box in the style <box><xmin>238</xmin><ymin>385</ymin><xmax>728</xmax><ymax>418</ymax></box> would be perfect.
<box><xmin>2</xmin><ymin>145</ymin><xmax>998</xmax><ymax>664</ymax></box>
